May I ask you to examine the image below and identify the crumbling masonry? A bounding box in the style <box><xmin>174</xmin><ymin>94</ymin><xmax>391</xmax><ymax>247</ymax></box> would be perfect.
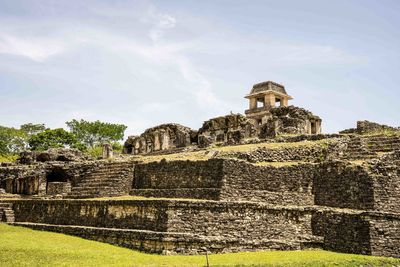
<box><xmin>0</xmin><ymin>81</ymin><xmax>399</xmax><ymax>258</ymax></box>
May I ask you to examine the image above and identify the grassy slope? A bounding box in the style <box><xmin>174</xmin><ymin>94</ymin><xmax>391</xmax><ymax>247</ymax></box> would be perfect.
<box><xmin>1</xmin><ymin>224</ymin><xmax>400</xmax><ymax>267</ymax></box>
<box><xmin>133</xmin><ymin>139</ymin><xmax>328</xmax><ymax>164</ymax></box>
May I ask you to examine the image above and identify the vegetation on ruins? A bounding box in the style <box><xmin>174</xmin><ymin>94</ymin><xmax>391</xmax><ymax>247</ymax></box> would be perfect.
<box><xmin>66</xmin><ymin>119</ymin><xmax>127</xmax><ymax>148</ymax></box>
<box><xmin>20</xmin><ymin>123</ymin><xmax>47</xmax><ymax>137</ymax></box>
<box><xmin>0</xmin><ymin>126</ymin><xmax>27</xmax><ymax>155</ymax></box>
<box><xmin>28</xmin><ymin>128</ymin><xmax>82</xmax><ymax>151</ymax></box>
<box><xmin>0</xmin><ymin>120</ymin><xmax>127</xmax><ymax>162</ymax></box>
<box><xmin>1</xmin><ymin>223</ymin><xmax>399</xmax><ymax>267</ymax></box>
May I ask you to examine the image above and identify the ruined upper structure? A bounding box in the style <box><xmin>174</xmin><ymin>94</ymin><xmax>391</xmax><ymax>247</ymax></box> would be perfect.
<box><xmin>197</xmin><ymin>114</ymin><xmax>257</xmax><ymax>148</ymax></box>
<box><xmin>123</xmin><ymin>124</ymin><xmax>196</xmax><ymax>155</ymax></box>
<box><xmin>245</xmin><ymin>81</ymin><xmax>293</xmax><ymax>124</ymax></box>
<box><xmin>123</xmin><ymin>80</ymin><xmax>323</xmax><ymax>154</ymax></box>
<box><xmin>245</xmin><ymin>81</ymin><xmax>322</xmax><ymax>136</ymax></box>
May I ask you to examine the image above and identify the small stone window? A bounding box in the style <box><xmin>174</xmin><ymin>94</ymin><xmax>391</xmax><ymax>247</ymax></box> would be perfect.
<box><xmin>256</xmin><ymin>98</ymin><xmax>265</xmax><ymax>108</ymax></box>
<box><xmin>275</xmin><ymin>98</ymin><xmax>281</xmax><ymax>107</ymax></box>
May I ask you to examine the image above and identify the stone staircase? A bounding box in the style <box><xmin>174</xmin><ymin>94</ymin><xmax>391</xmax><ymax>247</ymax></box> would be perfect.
<box><xmin>0</xmin><ymin>203</ymin><xmax>15</xmax><ymax>223</ymax></box>
<box><xmin>342</xmin><ymin>137</ymin><xmax>377</xmax><ymax>160</ymax></box>
<box><xmin>364</xmin><ymin>135</ymin><xmax>400</xmax><ymax>153</ymax></box>
<box><xmin>66</xmin><ymin>161</ymin><xmax>134</xmax><ymax>199</ymax></box>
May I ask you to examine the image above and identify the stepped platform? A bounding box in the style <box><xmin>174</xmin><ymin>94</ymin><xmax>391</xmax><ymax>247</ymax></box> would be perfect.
<box><xmin>2</xmin><ymin>198</ymin><xmax>400</xmax><ymax>257</ymax></box>
<box><xmin>66</xmin><ymin>161</ymin><xmax>134</xmax><ymax>199</ymax></box>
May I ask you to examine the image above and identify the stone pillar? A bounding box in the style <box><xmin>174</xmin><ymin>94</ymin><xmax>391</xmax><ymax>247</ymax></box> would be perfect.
<box><xmin>154</xmin><ymin>132</ymin><xmax>161</xmax><ymax>151</ymax></box>
<box><xmin>102</xmin><ymin>143</ymin><xmax>113</xmax><ymax>159</ymax></box>
<box><xmin>316</xmin><ymin>120</ymin><xmax>322</xmax><ymax>134</ymax></box>
<box><xmin>249</xmin><ymin>98</ymin><xmax>257</xmax><ymax>109</ymax></box>
<box><xmin>264</xmin><ymin>93</ymin><xmax>275</xmax><ymax>108</ymax></box>
<box><xmin>281</xmin><ymin>97</ymin><xmax>289</xmax><ymax>107</ymax></box>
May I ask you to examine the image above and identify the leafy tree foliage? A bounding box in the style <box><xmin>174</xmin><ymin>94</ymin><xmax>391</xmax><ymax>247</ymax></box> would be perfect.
<box><xmin>0</xmin><ymin>126</ymin><xmax>26</xmax><ymax>155</ymax></box>
<box><xmin>66</xmin><ymin>119</ymin><xmax>127</xmax><ymax>147</ymax></box>
<box><xmin>20</xmin><ymin>123</ymin><xmax>47</xmax><ymax>136</ymax></box>
<box><xmin>28</xmin><ymin>128</ymin><xmax>80</xmax><ymax>151</ymax></box>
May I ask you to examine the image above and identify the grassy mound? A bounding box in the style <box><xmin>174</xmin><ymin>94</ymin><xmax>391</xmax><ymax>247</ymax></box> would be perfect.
<box><xmin>1</xmin><ymin>223</ymin><xmax>400</xmax><ymax>267</ymax></box>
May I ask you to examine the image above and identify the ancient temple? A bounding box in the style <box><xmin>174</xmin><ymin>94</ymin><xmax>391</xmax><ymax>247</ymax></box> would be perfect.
<box><xmin>245</xmin><ymin>81</ymin><xmax>293</xmax><ymax>125</ymax></box>
<box><xmin>245</xmin><ymin>81</ymin><xmax>322</xmax><ymax>135</ymax></box>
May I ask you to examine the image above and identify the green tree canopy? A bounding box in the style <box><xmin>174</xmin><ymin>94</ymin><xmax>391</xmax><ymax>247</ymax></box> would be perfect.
<box><xmin>28</xmin><ymin>128</ymin><xmax>80</xmax><ymax>151</ymax></box>
<box><xmin>66</xmin><ymin>119</ymin><xmax>127</xmax><ymax>147</ymax></box>
<box><xmin>0</xmin><ymin>126</ymin><xmax>26</xmax><ymax>155</ymax></box>
<box><xmin>20</xmin><ymin>123</ymin><xmax>47</xmax><ymax>136</ymax></box>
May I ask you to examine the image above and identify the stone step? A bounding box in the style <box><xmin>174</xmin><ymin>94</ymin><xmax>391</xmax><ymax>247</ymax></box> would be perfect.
<box><xmin>77</xmin><ymin>181</ymin><xmax>126</xmax><ymax>187</ymax></box>
<box><xmin>11</xmin><ymin>222</ymin><xmax>323</xmax><ymax>254</ymax></box>
<box><xmin>1</xmin><ymin>207</ymin><xmax>15</xmax><ymax>223</ymax></box>
<box><xmin>78</xmin><ymin>178</ymin><xmax>127</xmax><ymax>184</ymax></box>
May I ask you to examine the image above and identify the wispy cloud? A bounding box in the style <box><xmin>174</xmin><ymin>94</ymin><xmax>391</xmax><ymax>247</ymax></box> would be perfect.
<box><xmin>0</xmin><ymin>33</ymin><xmax>66</xmax><ymax>61</ymax></box>
<box><xmin>0</xmin><ymin>0</ymin><xmax>384</xmax><ymax>135</ymax></box>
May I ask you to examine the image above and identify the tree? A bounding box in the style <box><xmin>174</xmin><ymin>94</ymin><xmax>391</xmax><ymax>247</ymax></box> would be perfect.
<box><xmin>20</xmin><ymin>123</ymin><xmax>47</xmax><ymax>136</ymax></box>
<box><xmin>0</xmin><ymin>126</ymin><xmax>26</xmax><ymax>155</ymax></box>
<box><xmin>28</xmin><ymin>128</ymin><xmax>81</xmax><ymax>151</ymax></box>
<box><xmin>66</xmin><ymin>119</ymin><xmax>127</xmax><ymax>147</ymax></box>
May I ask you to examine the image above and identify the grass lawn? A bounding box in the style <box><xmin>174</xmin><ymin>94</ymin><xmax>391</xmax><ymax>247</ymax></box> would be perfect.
<box><xmin>1</xmin><ymin>224</ymin><xmax>400</xmax><ymax>267</ymax></box>
<box><xmin>133</xmin><ymin>139</ymin><xmax>329</xmax><ymax>164</ymax></box>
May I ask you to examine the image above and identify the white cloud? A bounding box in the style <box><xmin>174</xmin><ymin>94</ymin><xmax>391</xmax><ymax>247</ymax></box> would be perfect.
<box><xmin>148</xmin><ymin>11</ymin><xmax>177</xmax><ymax>42</ymax></box>
<box><xmin>0</xmin><ymin>1</ymin><xmax>372</xmax><ymax>135</ymax></box>
<box><xmin>0</xmin><ymin>33</ymin><xmax>66</xmax><ymax>61</ymax></box>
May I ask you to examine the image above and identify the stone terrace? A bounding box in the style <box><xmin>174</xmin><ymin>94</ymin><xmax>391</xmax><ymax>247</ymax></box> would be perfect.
<box><xmin>1</xmin><ymin>130</ymin><xmax>400</xmax><ymax>257</ymax></box>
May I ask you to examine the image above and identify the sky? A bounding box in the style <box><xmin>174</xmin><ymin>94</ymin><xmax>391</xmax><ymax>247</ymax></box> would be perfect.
<box><xmin>0</xmin><ymin>0</ymin><xmax>399</xmax><ymax>137</ymax></box>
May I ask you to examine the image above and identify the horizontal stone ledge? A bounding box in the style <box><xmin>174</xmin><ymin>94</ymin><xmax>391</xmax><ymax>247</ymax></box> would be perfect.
<box><xmin>11</xmin><ymin>222</ymin><xmax>323</xmax><ymax>254</ymax></box>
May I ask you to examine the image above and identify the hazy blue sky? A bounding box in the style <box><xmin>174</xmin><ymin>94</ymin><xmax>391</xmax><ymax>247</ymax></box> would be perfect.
<box><xmin>0</xmin><ymin>0</ymin><xmax>399</xmax><ymax>136</ymax></box>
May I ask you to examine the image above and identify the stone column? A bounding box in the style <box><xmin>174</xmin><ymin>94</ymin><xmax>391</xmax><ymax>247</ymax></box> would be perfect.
<box><xmin>281</xmin><ymin>97</ymin><xmax>289</xmax><ymax>107</ymax></box>
<box><xmin>249</xmin><ymin>97</ymin><xmax>257</xmax><ymax>109</ymax></box>
<box><xmin>102</xmin><ymin>143</ymin><xmax>113</xmax><ymax>159</ymax></box>
<box><xmin>264</xmin><ymin>93</ymin><xmax>275</xmax><ymax>108</ymax></box>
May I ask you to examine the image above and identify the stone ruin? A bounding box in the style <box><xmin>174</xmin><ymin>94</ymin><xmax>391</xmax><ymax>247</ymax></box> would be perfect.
<box><xmin>197</xmin><ymin>113</ymin><xmax>257</xmax><ymax>147</ymax></box>
<box><xmin>340</xmin><ymin>120</ymin><xmax>400</xmax><ymax>135</ymax></box>
<box><xmin>123</xmin><ymin>81</ymin><xmax>322</xmax><ymax>154</ymax></box>
<box><xmin>259</xmin><ymin>106</ymin><xmax>322</xmax><ymax>138</ymax></box>
<box><xmin>0</xmin><ymin>80</ymin><xmax>400</xmax><ymax>258</ymax></box>
<box><xmin>123</xmin><ymin>124</ymin><xmax>197</xmax><ymax>155</ymax></box>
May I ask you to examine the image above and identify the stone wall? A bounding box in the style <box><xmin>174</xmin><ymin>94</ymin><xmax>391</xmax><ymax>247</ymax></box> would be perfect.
<box><xmin>369</xmin><ymin>151</ymin><xmax>400</xmax><ymax>213</ymax></box>
<box><xmin>313</xmin><ymin>162</ymin><xmax>374</xmax><ymax>210</ymax></box>
<box><xmin>47</xmin><ymin>182</ymin><xmax>72</xmax><ymax>196</ymax></box>
<box><xmin>10</xmin><ymin>200</ymin><xmax>169</xmax><ymax>231</ymax></box>
<box><xmin>369</xmin><ymin>214</ymin><xmax>400</xmax><ymax>257</ymax></box>
<box><xmin>220</xmin><ymin>160</ymin><xmax>315</xmax><ymax>205</ymax></box>
<box><xmin>124</xmin><ymin>124</ymin><xmax>196</xmax><ymax>155</ymax></box>
<box><xmin>223</xmin><ymin>145</ymin><xmax>326</xmax><ymax>163</ymax></box>
<box><xmin>259</xmin><ymin>106</ymin><xmax>322</xmax><ymax>138</ymax></box>
<box><xmin>312</xmin><ymin>210</ymin><xmax>400</xmax><ymax>258</ymax></box>
<box><xmin>0</xmin><ymin>161</ymin><xmax>105</xmax><ymax>196</ymax></box>
<box><xmin>133</xmin><ymin>159</ymin><xmax>224</xmax><ymax>189</ymax></box>
<box><xmin>131</xmin><ymin>159</ymin><xmax>315</xmax><ymax>205</ymax></box>
<box><xmin>0</xmin><ymin>165</ymin><xmax>46</xmax><ymax>195</ymax></box>
<box><xmin>313</xmin><ymin>211</ymin><xmax>371</xmax><ymax>255</ymax></box>
<box><xmin>6</xmin><ymin>199</ymin><xmax>321</xmax><ymax>253</ymax></box>
<box><xmin>197</xmin><ymin>114</ymin><xmax>257</xmax><ymax>148</ymax></box>
<box><xmin>314</xmin><ymin>152</ymin><xmax>400</xmax><ymax>213</ymax></box>
<box><xmin>340</xmin><ymin>120</ymin><xmax>399</xmax><ymax>135</ymax></box>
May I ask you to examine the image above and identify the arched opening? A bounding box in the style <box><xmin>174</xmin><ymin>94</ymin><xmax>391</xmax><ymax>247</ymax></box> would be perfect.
<box><xmin>46</xmin><ymin>167</ymin><xmax>72</xmax><ymax>195</ymax></box>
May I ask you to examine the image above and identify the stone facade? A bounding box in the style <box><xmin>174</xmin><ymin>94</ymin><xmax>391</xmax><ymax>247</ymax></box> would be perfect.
<box><xmin>122</xmin><ymin>80</ymin><xmax>322</xmax><ymax>153</ymax></box>
<box><xmin>124</xmin><ymin>124</ymin><xmax>197</xmax><ymax>155</ymax></box>
<box><xmin>259</xmin><ymin>106</ymin><xmax>322</xmax><ymax>138</ymax></box>
<box><xmin>340</xmin><ymin>120</ymin><xmax>399</xmax><ymax>135</ymax></box>
<box><xmin>197</xmin><ymin>114</ymin><xmax>257</xmax><ymax>148</ymax></box>
<box><xmin>1</xmin><ymin>80</ymin><xmax>400</xmax><ymax>258</ymax></box>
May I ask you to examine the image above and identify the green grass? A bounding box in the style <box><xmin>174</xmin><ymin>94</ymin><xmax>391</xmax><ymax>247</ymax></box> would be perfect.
<box><xmin>1</xmin><ymin>223</ymin><xmax>400</xmax><ymax>267</ymax></box>
<box><xmin>0</xmin><ymin>154</ymin><xmax>17</xmax><ymax>163</ymax></box>
<box><xmin>253</xmin><ymin>161</ymin><xmax>307</xmax><ymax>167</ymax></box>
<box><xmin>132</xmin><ymin>139</ymin><xmax>329</xmax><ymax>164</ymax></box>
